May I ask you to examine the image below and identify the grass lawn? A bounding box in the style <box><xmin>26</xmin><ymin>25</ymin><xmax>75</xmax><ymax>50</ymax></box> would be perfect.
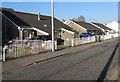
<box><xmin>6</xmin><ymin>47</ymin><xmax>31</xmax><ymax>59</ymax></box>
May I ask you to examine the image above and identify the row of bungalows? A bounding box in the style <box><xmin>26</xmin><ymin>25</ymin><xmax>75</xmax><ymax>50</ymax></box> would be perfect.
<box><xmin>64</xmin><ymin>20</ymin><xmax>112</xmax><ymax>35</ymax></box>
<box><xmin>1</xmin><ymin>8</ymin><xmax>113</xmax><ymax>46</ymax></box>
<box><xmin>1</xmin><ymin>8</ymin><xmax>80</xmax><ymax>46</ymax></box>
<box><xmin>91</xmin><ymin>22</ymin><xmax>112</xmax><ymax>33</ymax></box>
<box><xmin>64</xmin><ymin>20</ymin><xmax>101</xmax><ymax>34</ymax></box>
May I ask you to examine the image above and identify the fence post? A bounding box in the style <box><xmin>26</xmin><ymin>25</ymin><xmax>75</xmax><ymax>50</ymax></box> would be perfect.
<box><xmin>2</xmin><ymin>48</ymin><xmax>6</xmax><ymax>61</ymax></box>
<box><xmin>67</xmin><ymin>39</ymin><xmax>69</xmax><ymax>46</ymax></box>
<box><xmin>88</xmin><ymin>37</ymin><xmax>90</xmax><ymax>43</ymax></box>
<box><xmin>55</xmin><ymin>41</ymin><xmax>57</xmax><ymax>50</ymax></box>
<box><xmin>71</xmin><ymin>39</ymin><xmax>74</xmax><ymax>47</ymax></box>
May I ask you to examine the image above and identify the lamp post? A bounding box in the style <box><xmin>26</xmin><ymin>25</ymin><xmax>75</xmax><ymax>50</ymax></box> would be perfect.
<box><xmin>51</xmin><ymin>0</ymin><xmax>54</xmax><ymax>51</ymax></box>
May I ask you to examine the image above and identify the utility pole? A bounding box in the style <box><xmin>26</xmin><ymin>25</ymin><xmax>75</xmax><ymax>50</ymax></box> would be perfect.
<box><xmin>51</xmin><ymin>0</ymin><xmax>55</xmax><ymax>51</ymax></box>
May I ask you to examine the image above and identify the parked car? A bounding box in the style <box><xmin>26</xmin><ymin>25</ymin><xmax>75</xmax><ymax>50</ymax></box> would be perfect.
<box><xmin>98</xmin><ymin>32</ymin><xmax>105</xmax><ymax>35</ymax></box>
<box><xmin>80</xmin><ymin>33</ymin><xmax>92</xmax><ymax>38</ymax></box>
<box><xmin>87</xmin><ymin>33</ymin><xmax>95</xmax><ymax>36</ymax></box>
<box><xmin>31</xmin><ymin>35</ymin><xmax>52</xmax><ymax>41</ymax></box>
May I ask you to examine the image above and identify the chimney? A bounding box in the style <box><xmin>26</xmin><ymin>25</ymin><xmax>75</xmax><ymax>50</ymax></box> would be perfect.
<box><xmin>61</xmin><ymin>19</ymin><xmax>65</xmax><ymax>22</ymax></box>
<box><xmin>38</xmin><ymin>13</ymin><xmax>40</xmax><ymax>20</ymax></box>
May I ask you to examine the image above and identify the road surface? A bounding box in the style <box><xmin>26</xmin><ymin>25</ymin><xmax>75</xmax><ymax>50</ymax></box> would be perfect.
<box><xmin>3</xmin><ymin>38</ymin><xmax>119</xmax><ymax>80</ymax></box>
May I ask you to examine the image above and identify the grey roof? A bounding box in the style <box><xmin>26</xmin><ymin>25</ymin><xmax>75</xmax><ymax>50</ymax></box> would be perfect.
<box><xmin>73</xmin><ymin>21</ymin><xmax>101</xmax><ymax>31</ymax></box>
<box><xmin>1</xmin><ymin>8</ymin><xmax>75</xmax><ymax>34</ymax></box>
<box><xmin>92</xmin><ymin>22</ymin><xmax>112</xmax><ymax>30</ymax></box>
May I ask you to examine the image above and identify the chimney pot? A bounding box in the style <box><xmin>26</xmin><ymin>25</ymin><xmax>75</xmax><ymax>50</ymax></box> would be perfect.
<box><xmin>38</xmin><ymin>13</ymin><xmax>40</xmax><ymax>20</ymax></box>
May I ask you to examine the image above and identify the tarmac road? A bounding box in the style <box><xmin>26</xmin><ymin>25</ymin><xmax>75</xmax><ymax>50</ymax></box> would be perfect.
<box><xmin>3</xmin><ymin>38</ymin><xmax>119</xmax><ymax>80</ymax></box>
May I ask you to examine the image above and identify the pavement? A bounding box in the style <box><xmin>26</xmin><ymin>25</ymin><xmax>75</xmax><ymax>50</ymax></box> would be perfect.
<box><xmin>2</xmin><ymin>38</ymin><xmax>118</xmax><ymax>73</ymax></box>
<box><xmin>105</xmin><ymin>43</ymin><xmax>119</xmax><ymax>80</ymax></box>
<box><xmin>105</xmin><ymin>65</ymin><xmax>118</xmax><ymax>80</ymax></box>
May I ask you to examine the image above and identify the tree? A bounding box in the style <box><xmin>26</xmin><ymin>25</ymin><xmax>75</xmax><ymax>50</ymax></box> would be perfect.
<box><xmin>77</xmin><ymin>16</ymin><xmax>86</xmax><ymax>22</ymax></box>
<box><xmin>71</xmin><ymin>16</ymin><xmax>86</xmax><ymax>22</ymax></box>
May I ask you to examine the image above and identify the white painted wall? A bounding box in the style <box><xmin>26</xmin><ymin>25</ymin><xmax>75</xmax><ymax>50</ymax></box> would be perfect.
<box><xmin>107</xmin><ymin>21</ymin><xmax>119</xmax><ymax>32</ymax></box>
<box><xmin>64</xmin><ymin>20</ymin><xmax>87</xmax><ymax>33</ymax></box>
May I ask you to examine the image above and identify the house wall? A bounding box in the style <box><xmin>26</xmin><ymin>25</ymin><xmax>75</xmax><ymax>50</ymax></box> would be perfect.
<box><xmin>61</xmin><ymin>31</ymin><xmax>75</xmax><ymax>40</ymax></box>
<box><xmin>67</xmin><ymin>21</ymin><xmax>87</xmax><ymax>33</ymax></box>
<box><xmin>20</xmin><ymin>29</ymin><xmax>37</xmax><ymax>40</ymax></box>
<box><xmin>37</xmin><ymin>31</ymin><xmax>47</xmax><ymax>35</ymax></box>
<box><xmin>87</xmin><ymin>30</ymin><xmax>101</xmax><ymax>34</ymax></box>
<box><xmin>2</xmin><ymin>14</ymin><xmax>19</xmax><ymax>46</ymax></box>
<box><xmin>90</xmin><ymin>23</ymin><xmax>105</xmax><ymax>32</ymax></box>
<box><xmin>107</xmin><ymin>21</ymin><xmax>119</xmax><ymax>32</ymax></box>
<box><xmin>19</xmin><ymin>29</ymin><xmax>23</xmax><ymax>40</ymax></box>
<box><xmin>74</xmin><ymin>33</ymin><xmax>80</xmax><ymax>38</ymax></box>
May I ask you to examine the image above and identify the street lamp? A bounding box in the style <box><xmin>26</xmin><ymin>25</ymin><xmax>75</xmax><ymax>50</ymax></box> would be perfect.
<box><xmin>51</xmin><ymin>0</ymin><xmax>54</xmax><ymax>51</ymax></box>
